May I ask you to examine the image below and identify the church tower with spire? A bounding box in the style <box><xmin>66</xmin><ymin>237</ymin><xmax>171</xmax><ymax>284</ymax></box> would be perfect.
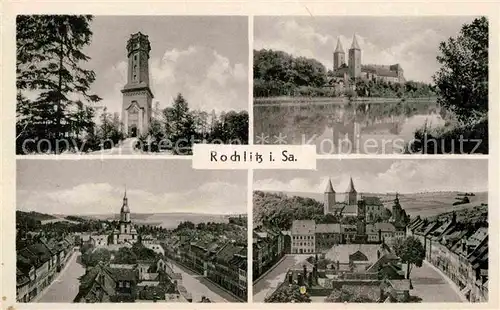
<box><xmin>324</xmin><ymin>178</ymin><xmax>336</xmax><ymax>215</ymax></box>
<box><xmin>348</xmin><ymin>34</ymin><xmax>362</xmax><ymax>79</ymax></box>
<box><xmin>347</xmin><ymin>177</ymin><xmax>358</xmax><ymax>205</ymax></box>
<box><xmin>333</xmin><ymin>37</ymin><xmax>345</xmax><ymax>70</ymax></box>
<box><xmin>120</xmin><ymin>188</ymin><xmax>131</xmax><ymax>234</ymax></box>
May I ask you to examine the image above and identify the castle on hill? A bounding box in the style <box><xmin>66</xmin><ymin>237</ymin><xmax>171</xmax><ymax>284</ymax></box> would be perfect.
<box><xmin>331</xmin><ymin>34</ymin><xmax>406</xmax><ymax>84</ymax></box>
<box><xmin>323</xmin><ymin>177</ymin><xmax>408</xmax><ymax>226</ymax></box>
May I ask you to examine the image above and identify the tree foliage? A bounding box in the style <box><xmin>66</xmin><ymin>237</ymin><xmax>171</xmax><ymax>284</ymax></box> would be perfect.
<box><xmin>355</xmin><ymin>79</ymin><xmax>435</xmax><ymax>98</ymax></box>
<box><xmin>137</xmin><ymin>93</ymin><xmax>248</xmax><ymax>154</ymax></box>
<box><xmin>264</xmin><ymin>284</ymin><xmax>312</xmax><ymax>303</ymax></box>
<box><xmin>254</xmin><ymin>49</ymin><xmax>328</xmax><ymax>97</ymax></box>
<box><xmin>324</xmin><ymin>288</ymin><xmax>376</xmax><ymax>303</ymax></box>
<box><xmin>81</xmin><ymin>247</ymin><xmax>111</xmax><ymax>267</ymax></box>
<box><xmin>16</xmin><ymin>15</ymin><xmax>101</xmax><ymax>154</ymax></box>
<box><xmin>392</xmin><ymin>236</ymin><xmax>425</xmax><ymax>279</ymax></box>
<box><xmin>253</xmin><ymin>191</ymin><xmax>326</xmax><ymax>230</ymax></box>
<box><xmin>433</xmin><ymin>17</ymin><xmax>488</xmax><ymax>123</ymax></box>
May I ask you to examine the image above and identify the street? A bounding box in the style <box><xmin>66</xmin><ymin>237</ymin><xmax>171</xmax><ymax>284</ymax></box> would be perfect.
<box><xmin>36</xmin><ymin>251</ymin><xmax>85</xmax><ymax>303</ymax></box>
<box><xmin>252</xmin><ymin>254</ymin><xmax>464</xmax><ymax>303</ymax></box>
<box><xmin>410</xmin><ymin>261</ymin><xmax>464</xmax><ymax>302</ymax></box>
<box><xmin>253</xmin><ymin>254</ymin><xmax>310</xmax><ymax>302</ymax></box>
<box><xmin>168</xmin><ymin>260</ymin><xmax>241</xmax><ymax>303</ymax></box>
<box><xmin>89</xmin><ymin>138</ymin><xmax>141</xmax><ymax>155</ymax></box>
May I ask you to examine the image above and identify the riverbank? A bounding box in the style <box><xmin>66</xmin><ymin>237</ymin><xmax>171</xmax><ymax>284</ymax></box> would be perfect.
<box><xmin>406</xmin><ymin>116</ymin><xmax>488</xmax><ymax>154</ymax></box>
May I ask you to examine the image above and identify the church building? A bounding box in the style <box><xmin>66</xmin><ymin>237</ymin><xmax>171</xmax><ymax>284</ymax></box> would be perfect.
<box><xmin>332</xmin><ymin>34</ymin><xmax>406</xmax><ymax>84</ymax></box>
<box><xmin>121</xmin><ymin>32</ymin><xmax>154</xmax><ymax>137</ymax></box>
<box><xmin>111</xmin><ymin>189</ymin><xmax>138</xmax><ymax>245</ymax></box>
<box><xmin>324</xmin><ymin>177</ymin><xmax>359</xmax><ymax>216</ymax></box>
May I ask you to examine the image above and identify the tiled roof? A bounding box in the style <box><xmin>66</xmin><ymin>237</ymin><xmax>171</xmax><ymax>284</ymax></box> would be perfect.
<box><xmin>363</xmin><ymin>196</ymin><xmax>383</xmax><ymax>206</ymax></box>
<box><xmin>350</xmin><ymin>34</ymin><xmax>361</xmax><ymax>50</ymax></box>
<box><xmin>325</xmin><ymin>244</ymin><xmax>382</xmax><ymax>264</ymax></box>
<box><xmin>334</xmin><ymin>38</ymin><xmax>344</xmax><ymax>53</ymax></box>
<box><xmin>315</xmin><ymin>223</ymin><xmax>341</xmax><ymax>234</ymax></box>
<box><xmin>467</xmin><ymin>227</ymin><xmax>488</xmax><ymax>248</ymax></box>
<box><xmin>342</xmin><ymin>204</ymin><xmax>358</xmax><ymax>215</ymax></box>
<box><xmin>215</xmin><ymin>242</ymin><xmax>246</xmax><ymax>264</ymax></box>
<box><xmin>375</xmin><ymin>222</ymin><xmax>396</xmax><ymax>232</ymax></box>
<box><xmin>325</xmin><ymin>179</ymin><xmax>335</xmax><ymax>193</ymax></box>
<box><xmin>361</xmin><ymin>65</ymin><xmax>399</xmax><ymax>77</ymax></box>
<box><xmin>347</xmin><ymin>177</ymin><xmax>356</xmax><ymax>193</ymax></box>
<box><xmin>431</xmin><ymin>220</ymin><xmax>453</xmax><ymax>236</ymax></box>
<box><xmin>16</xmin><ymin>268</ymin><xmax>30</xmax><ymax>286</ymax></box>
<box><xmin>365</xmin><ymin>224</ymin><xmax>377</xmax><ymax>234</ymax></box>
<box><xmin>291</xmin><ymin>220</ymin><xmax>315</xmax><ymax>235</ymax></box>
<box><xmin>108</xmin><ymin>267</ymin><xmax>137</xmax><ymax>281</ymax></box>
<box><xmin>420</xmin><ymin>222</ymin><xmax>440</xmax><ymax>236</ymax></box>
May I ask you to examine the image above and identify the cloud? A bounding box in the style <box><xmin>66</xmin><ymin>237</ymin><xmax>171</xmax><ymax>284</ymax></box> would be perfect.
<box><xmin>98</xmin><ymin>46</ymin><xmax>248</xmax><ymax>115</ymax></box>
<box><xmin>17</xmin><ymin>181</ymin><xmax>247</xmax><ymax>215</ymax></box>
<box><xmin>254</xmin><ymin>160</ymin><xmax>487</xmax><ymax>194</ymax></box>
<box><xmin>255</xmin><ymin>18</ymin><xmax>452</xmax><ymax>83</ymax></box>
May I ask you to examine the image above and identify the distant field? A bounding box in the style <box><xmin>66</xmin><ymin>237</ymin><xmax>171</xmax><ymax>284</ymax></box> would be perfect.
<box><xmin>74</xmin><ymin>212</ymin><xmax>234</xmax><ymax>229</ymax></box>
<box><xmin>40</xmin><ymin>217</ymin><xmax>80</xmax><ymax>225</ymax></box>
<box><xmin>387</xmin><ymin>191</ymin><xmax>488</xmax><ymax>218</ymax></box>
<box><xmin>256</xmin><ymin>190</ymin><xmax>488</xmax><ymax>219</ymax></box>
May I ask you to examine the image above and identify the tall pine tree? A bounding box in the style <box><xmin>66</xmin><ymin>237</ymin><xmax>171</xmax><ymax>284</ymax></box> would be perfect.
<box><xmin>16</xmin><ymin>15</ymin><xmax>101</xmax><ymax>153</ymax></box>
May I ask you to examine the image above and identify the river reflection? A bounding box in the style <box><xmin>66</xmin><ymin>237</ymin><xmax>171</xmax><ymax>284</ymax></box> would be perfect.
<box><xmin>253</xmin><ymin>100</ymin><xmax>445</xmax><ymax>154</ymax></box>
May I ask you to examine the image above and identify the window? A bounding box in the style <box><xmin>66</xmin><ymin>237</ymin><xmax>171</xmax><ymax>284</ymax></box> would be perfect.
<box><xmin>125</xmin><ymin>281</ymin><xmax>130</xmax><ymax>288</ymax></box>
<box><xmin>119</xmin><ymin>281</ymin><xmax>123</xmax><ymax>288</ymax></box>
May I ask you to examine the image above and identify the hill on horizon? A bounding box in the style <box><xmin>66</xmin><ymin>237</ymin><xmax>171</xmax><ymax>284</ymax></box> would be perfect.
<box><xmin>254</xmin><ymin>190</ymin><xmax>488</xmax><ymax>219</ymax></box>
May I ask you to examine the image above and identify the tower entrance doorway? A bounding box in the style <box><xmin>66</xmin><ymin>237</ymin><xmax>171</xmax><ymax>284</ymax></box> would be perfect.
<box><xmin>129</xmin><ymin>125</ymin><xmax>138</xmax><ymax>137</ymax></box>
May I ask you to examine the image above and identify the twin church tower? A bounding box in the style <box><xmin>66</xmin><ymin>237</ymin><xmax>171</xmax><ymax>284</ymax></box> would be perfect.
<box><xmin>333</xmin><ymin>35</ymin><xmax>362</xmax><ymax>79</ymax></box>
<box><xmin>332</xmin><ymin>34</ymin><xmax>405</xmax><ymax>84</ymax></box>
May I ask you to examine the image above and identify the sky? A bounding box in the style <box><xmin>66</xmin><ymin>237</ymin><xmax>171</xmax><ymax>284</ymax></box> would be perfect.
<box><xmin>59</xmin><ymin>16</ymin><xmax>248</xmax><ymax>114</ymax></box>
<box><xmin>254</xmin><ymin>159</ymin><xmax>488</xmax><ymax>194</ymax></box>
<box><xmin>254</xmin><ymin>16</ymin><xmax>480</xmax><ymax>83</ymax></box>
<box><xmin>17</xmin><ymin>160</ymin><xmax>247</xmax><ymax>215</ymax></box>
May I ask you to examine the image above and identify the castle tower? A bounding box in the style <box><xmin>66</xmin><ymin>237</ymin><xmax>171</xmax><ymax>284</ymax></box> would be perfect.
<box><xmin>333</xmin><ymin>38</ymin><xmax>345</xmax><ymax>71</ymax></box>
<box><xmin>120</xmin><ymin>188</ymin><xmax>131</xmax><ymax>234</ymax></box>
<box><xmin>324</xmin><ymin>178</ymin><xmax>336</xmax><ymax>214</ymax></box>
<box><xmin>347</xmin><ymin>176</ymin><xmax>357</xmax><ymax>205</ymax></box>
<box><xmin>121</xmin><ymin>32</ymin><xmax>154</xmax><ymax>137</ymax></box>
<box><xmin>348</xmin><ymin>34</ymin><xmax>361</xmax><ymax>79</ymax></box>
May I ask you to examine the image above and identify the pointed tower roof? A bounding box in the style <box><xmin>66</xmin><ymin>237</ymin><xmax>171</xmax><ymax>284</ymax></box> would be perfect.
<box><xmin>325</xmin><ymin>178</ymin><xmax>336</xmax><ymax>193</ymax></box>
<box><xmin>347</xmin><ymin>177</ymin><xmax>356</xmax><ymax>193</ymax></box>
<box><xmin>334</xmin><ymin>37</ymin><xmax>344</xmax><ymax>53</ymax></box>
<box><xmin>121</xmin><ymin>187</ymin><xmax>130</xmax><ymax>213</ymax></box>
<box><xmin>350</xmin><ymin>34</ymin><xmax>361</xmax><ymax>50</ymax></box>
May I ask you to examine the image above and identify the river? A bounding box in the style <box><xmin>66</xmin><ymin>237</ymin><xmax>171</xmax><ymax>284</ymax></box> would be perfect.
<box><xmin>254</xmin><ymin>99</ymin><xmax>445</xmax><ymax>154</ymax></box>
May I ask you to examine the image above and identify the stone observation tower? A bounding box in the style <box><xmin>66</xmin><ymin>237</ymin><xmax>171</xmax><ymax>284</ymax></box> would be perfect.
<box><xmin>121</xmin><ymin>32</ymin><xmax>154</xmax><ymax>137</ymax></box>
